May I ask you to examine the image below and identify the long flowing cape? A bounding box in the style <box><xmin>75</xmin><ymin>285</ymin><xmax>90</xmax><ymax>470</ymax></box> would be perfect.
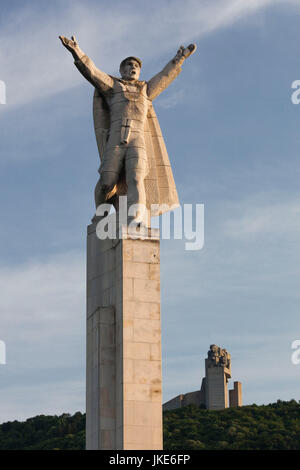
<box><xmin>93</xmin><ymin>87</ymin><xmax>179</xmax><ymax>216</ymax></box>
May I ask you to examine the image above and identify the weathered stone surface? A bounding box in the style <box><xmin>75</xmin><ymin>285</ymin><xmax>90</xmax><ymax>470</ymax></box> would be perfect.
<box><xmin>205</xmin><ymin>344</ymin><xmax>232</xmax><ymax>410</ymax></box>
<box><xmin>86</xmin><ymin>222</ymin><xmax>162</xmax><ymax>450</ymax></box>
<box><xmin>205</xmin><ymin>362</ymin><xmax>229</xmax><ymax>410</ymax></box>
<box><xmin>207</xmin><ymin>344</ymin><xmax>231</xmax><ymax>370</ymax></box>
<box><xmin>59</xmin><ymin>34</ymin><xmax>197</xmax><ymax>222</ymax></box>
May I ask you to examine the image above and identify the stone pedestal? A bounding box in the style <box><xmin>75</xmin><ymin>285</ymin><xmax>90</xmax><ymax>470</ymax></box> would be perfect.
<box><xmin>86</xmin><ymin>222</ymin><xmax>162</xmax><ymax>450</ymax></box>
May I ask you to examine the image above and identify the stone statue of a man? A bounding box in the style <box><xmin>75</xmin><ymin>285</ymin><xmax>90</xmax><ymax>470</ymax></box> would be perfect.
<box><xmin>59</xmin><ymin>35</ymin><xmax>196</xmax><ymax>224</ymax></box>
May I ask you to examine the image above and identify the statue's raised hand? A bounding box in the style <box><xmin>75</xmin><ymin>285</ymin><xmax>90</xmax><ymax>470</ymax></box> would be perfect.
<box><xmin>173</xmin><ymin>44</ymin><xmax>197</xmax><ymax>64</ymax></box>
<box><xmin>59</xmin><ymin>35</ymin><xmax>77</xmax><ymax>51</ymax></box>
<box><xmin>59</xmin><ymin>35</ymin><xmax>83</xmax><ymax>60</ymax></box>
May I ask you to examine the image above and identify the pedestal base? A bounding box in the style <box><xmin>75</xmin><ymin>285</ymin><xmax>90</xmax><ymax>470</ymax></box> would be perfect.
<box><xmin>86</xmin><ymin>223</ymin><xmax>162</xmax><ymax>450</ymax></box>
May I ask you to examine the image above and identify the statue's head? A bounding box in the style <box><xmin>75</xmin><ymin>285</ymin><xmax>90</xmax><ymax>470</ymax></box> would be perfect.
<box><xmin>119</xmin><ymin>56</ymin><xmax>142</xmax><ymax>81</ymax></box>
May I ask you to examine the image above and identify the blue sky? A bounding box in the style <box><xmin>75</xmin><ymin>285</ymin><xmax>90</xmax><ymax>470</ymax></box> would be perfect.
<box><xmin>1</xmin><ymin>0</ymin><xmax>300</xmax><ymax>422</ymax></box>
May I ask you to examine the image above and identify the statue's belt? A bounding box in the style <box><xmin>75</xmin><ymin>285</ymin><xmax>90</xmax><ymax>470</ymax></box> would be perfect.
<box><xmin>120</xmin><ymin>118</ymin><xmax>145</xmax><ymax>144</ymax></box>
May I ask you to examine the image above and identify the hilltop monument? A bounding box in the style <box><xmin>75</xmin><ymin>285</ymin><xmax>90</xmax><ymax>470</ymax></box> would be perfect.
<box><xmin>163</xmin><ymin>344</ymin><xmax>242</xmax><ymax>411</ymax></box>
<box><xmin>203</xmin><ymin>344</ymin><xmax>232</xmax><ymax>410</ymax></box>
<box><xmin>59</xmin><ymin>35</ymin><xmax>196</xmax><ymax>449</ymax></box>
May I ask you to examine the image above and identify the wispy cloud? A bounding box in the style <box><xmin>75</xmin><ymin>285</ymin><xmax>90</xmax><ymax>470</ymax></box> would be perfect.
<box><xmin>223</xmin><ymin>198</ymin><xmax>300</xmax><ymax>239</ymax></box>
<box><xmin>0</xmin><ymin>251</ymin><xmax>85</xmax><ymax>339</ymax></box>
<box><xmin>0</xmin><ymin>252</ymin><xmax>86</xmax><ymax>422</ymax></box>
<box><xmin>156</xmin><ymin>89</ymin><xmax>186</xmax><ymax>109</ymax></box>
<box><xmin>0</xmin><ymin>0</ymin><xmax>295</xmax><ymax>109</ymax></box>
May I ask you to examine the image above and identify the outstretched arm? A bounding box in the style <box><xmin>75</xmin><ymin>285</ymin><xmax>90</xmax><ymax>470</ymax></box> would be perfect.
<box><xmin>59</xmin><ymin>35</ymin><xmax>113</xmax><ymax>93</ymax></box>
<box><xmin>147</xmin><ymin>44</ymin><xmax>196</xmax><ymax>101</ymax></box>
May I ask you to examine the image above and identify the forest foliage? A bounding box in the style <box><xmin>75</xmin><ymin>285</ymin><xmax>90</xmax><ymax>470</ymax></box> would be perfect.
<box><xmin>0</xmin><ymin>400</ymin><xmax>299</xmax><ymax>450</ymax></box>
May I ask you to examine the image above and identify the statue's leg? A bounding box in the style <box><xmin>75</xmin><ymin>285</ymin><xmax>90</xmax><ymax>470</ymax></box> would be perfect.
<box><xmin>94</xmin><ymin>171</ymin><xmax>119</xmax><ymax>207</ymax></box>
<box><xmin>125</xmin><ymin>147</ymin><xmax>148</xmax><ymax>224</ymax></box>
<box><xmin>93</xmin><ymin>147</ymin><xmax>125</xmax><ymax>222</ymax></box>
<box><xmin>94</xmin><ymin>177</ymin><xmax>107</xmax><ymax>208</ymax></box>
<box><xmin>92</xmin><ymin>173</ymin><xmax>118</xmax><ymax>223</ymax></box>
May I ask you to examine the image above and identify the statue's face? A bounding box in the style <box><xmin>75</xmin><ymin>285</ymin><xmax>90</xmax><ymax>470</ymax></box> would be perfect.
<box><xmin>121</xmin><ymin>59</ymin><xmax>141</xmax><ymax>81</ymax></box>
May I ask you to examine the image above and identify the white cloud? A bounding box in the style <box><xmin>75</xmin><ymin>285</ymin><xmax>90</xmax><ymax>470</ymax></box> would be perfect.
<box><xmin>0</xmin><ymin>0</ymin><xmax>294</xmax><ymax>109</ymax></box>
<box><xmin>0</xmin><ymin>252</ymin><xmax>86</xmax><ymax>422</ymax></box>
<box><xmin>223</xmin><ymin>199</ymin><xmax>300</xmax><ymax>239</ymax></box>
<box><xmin>156</xmin><ymin>89</ymin><xmax>186</xmax><ymax>109</ymax></box>
<box><xmin>0</xmin><ymin>252</ymin><xmax>85</xmax><ymax>340</ymax></box>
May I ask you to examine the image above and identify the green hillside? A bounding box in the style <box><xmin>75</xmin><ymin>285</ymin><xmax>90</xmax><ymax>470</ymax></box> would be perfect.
<box><xmin>163</xmin><ymin>400</ymin><xmax>300</xmax><ymax>450</ymax></box>
<box><xmin>0</xmin><ymin>400</ymin><xmax>299</xmax><ymax>450</ymax></box>
<box><xmin>0</xmin><ymin>412</ymin><xmax>85</xmax><ymax>450</ymax></box>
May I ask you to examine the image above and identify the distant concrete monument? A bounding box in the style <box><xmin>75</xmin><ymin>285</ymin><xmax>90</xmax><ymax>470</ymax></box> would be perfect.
<box><xmin>59</xmin><ymin>34</ymin><xmax>196</xmax><ymax>449</ymax></box>
<box><xmin>203</xmin><ymin>344</ymin><xmax>232</xmax><ymax>410</ymax></box>
<box><xmin>163</xmin><ymin>344</ymin><xmax>242</xmax><ymax>411</ymax></box>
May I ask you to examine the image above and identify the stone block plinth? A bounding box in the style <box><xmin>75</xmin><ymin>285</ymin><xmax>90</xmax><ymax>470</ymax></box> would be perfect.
<box><xmin>86</xmin><ymin>223</ymin><xmax>162</xmax><ymax>450</ymax></box>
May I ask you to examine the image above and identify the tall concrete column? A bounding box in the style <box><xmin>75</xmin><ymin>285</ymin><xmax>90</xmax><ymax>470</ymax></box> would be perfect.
<box><xmin>205</xmin><ymin>358</ymin><xmax>231</xmax><ymax>410</ymax></box>
<box><xmin>86</xmin><ymin>222</ymin><xmax>162</xmax><ymax>450</ymax></box>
